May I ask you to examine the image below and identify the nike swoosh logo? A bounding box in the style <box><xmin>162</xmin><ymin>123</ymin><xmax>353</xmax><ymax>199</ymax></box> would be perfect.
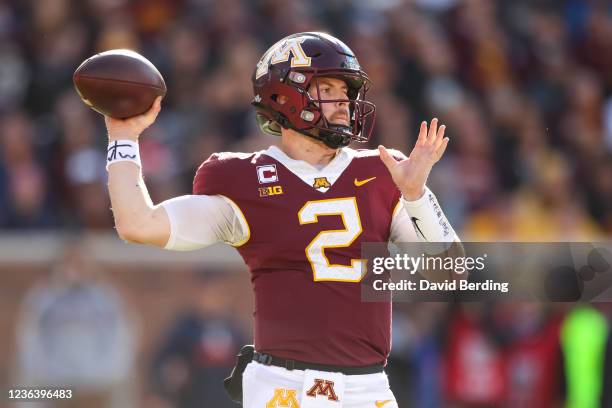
<box><xmin>411</xmin><ymin>216</ymin><xmax>428</xmax><ymax>241</ymax></box>
<box><xmin>375</xmin><ymin>400</ymin><xmax>393</xmax><ymax>407</ymax></box>
<box><xmin>354</xmin><ymin>177</ymin><xmax>376</xmax><ymax>186</ymax></box>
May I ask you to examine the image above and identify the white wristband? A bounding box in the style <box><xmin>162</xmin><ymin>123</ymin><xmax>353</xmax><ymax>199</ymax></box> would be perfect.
<box><xmin>401</xmin><ymin>186</ymin><xmax>457</xmax><ymax>242</ymax></box>
<box><xmin>106</xmin><ymin>140</ymin><xmax>141</xmax><ymax>170</ymax></box>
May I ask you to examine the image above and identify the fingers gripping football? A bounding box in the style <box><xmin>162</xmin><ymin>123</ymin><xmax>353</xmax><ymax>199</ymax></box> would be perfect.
<box><xmin>379</xmin><ymin>118</ymin><xmax>449</xmax><ymax>200</ymax></box>
<box><xmin>105</xmin><ymin>96</ymin><xmax>163</xmax><ymax>142</ymax></box>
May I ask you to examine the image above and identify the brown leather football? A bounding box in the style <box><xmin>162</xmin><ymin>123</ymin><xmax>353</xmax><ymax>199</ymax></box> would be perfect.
<box><xmin>73</xmin><ymin>49</ymin><xmax>166</xmax><ymax>119</ymax></box>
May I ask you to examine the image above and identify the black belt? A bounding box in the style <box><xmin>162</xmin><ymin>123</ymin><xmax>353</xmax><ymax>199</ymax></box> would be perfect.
<box><xmin>253</xmin><ymin>352</ymin><xmax>384</xmax><ymax>375</ymax></box>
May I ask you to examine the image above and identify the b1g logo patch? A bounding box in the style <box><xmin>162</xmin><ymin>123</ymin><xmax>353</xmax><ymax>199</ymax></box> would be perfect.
<box><xmin>259</xmin><ymin>185</ymin><xmax>284</xmax><ymax>197</ymax></box>
<box><xmin>312</xmin><ymin>177</ymin><xmax>331</xmax><ymax>189</ymax></box>
<box><xmin>266</xmin><ymin>388</ymin><xmax>300</xmax><ymax>408</ymax></box>
<box><xmin>306</xmin><ymin>379</ymin><xmax>339</xmax><ymax>401</ymax></box>
<box><xmin>257</xmin><ymin>164</ymin><xmax>278</xmax><ymax>184</ymax></box>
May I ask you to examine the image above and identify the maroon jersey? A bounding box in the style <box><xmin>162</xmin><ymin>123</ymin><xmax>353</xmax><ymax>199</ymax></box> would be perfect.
<box><xmin>193</xmin><ymin>146</ymin><xmax>403</xmax><ymax>366</ymax></box>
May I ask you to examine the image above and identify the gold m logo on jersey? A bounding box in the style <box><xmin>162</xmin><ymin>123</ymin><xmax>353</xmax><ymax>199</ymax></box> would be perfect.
<box><xmin>255</xmin><ymin>38</ymin><xmax>312</xmax><ymax>79</ymax></box>
<box><xmin>312</xmin><ymin>177</ymin><xmax>331</xmax><ymax>189</ymax></box>
<box><xmin>266</xmin><ymin>388</ymin><xmax>300</xmax><ymax>408</ymax></box>
<box><xmin>306</xmin><ymin>379</ymin><xmax>339</xmax><ymax>401</ymax></box>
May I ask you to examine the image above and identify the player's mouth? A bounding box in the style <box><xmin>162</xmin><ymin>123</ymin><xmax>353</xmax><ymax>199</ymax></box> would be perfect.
<box><xmin>330</xmin><ymin>113</ymin><xmax>350</xmax><ymax>126</ymax></box>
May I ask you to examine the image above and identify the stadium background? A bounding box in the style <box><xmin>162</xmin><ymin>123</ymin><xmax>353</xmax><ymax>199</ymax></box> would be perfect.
<box><xmin>1</xmin><ymin>0</ymin><xmax>612</xmax><ymax>406</ymax></box>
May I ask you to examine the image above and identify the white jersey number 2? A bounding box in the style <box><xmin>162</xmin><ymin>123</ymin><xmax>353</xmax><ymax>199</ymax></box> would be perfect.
<box><xmin>298</xmin><ymin>197</ymin><xmax>366</xmax><ymax>282</ymax></box>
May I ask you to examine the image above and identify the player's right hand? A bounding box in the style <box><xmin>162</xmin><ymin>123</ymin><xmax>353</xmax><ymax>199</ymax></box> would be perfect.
<box><xmin>105</xmin><ymin>96</ymin><xmax>162</xmax><ymax>142</ymax></box>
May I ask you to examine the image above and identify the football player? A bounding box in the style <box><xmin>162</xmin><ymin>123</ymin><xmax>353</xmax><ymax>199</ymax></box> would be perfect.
<box><xmin>104</xmin><ymin>32</ymin><xmax>460</xmax><ymax>408</ymax></box>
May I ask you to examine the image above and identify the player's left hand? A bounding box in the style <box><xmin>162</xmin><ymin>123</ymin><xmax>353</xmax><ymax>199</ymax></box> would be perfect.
<box><xmin>379</xmin><ymin>118</ymin><xmax>449</xmax><ymax>201</ymax></box>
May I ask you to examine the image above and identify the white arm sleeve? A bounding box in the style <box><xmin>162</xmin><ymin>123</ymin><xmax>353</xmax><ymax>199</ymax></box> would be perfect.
<box><xmin>389</xmin><ymin>199</ymin><xmax>419</xmax><ymax>243</ymax></box>
<box><xmin>390</xmin><ymin>186</ymin><xmax>460</xmax><ymax>244</ymax></box>
<box><xmin>160</xmin><ymin>195</ymin><xmax>248</xmax><ymax>251</ymax></box>
<box><xmin>400</xmin><ymin>186</ymin><xmax>459</xmax><ymax>242</ymax></box>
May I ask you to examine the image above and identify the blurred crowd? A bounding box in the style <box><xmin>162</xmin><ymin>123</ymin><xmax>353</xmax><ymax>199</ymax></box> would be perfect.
<box><xmin>3</xmin><ymin>0</ymin><xmax>612</xmax><ymax>407</ymax></box>
<box><xmin>0</xmin><ymin>0</ymin><xmax>611</xmax><ymax>238</ymax></box>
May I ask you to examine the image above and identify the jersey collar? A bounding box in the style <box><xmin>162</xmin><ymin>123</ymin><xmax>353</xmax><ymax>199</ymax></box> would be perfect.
<box><xmin>262</xmin><ymin>145</ymin><xmax>355</xmax><ymax>192</ymax></box>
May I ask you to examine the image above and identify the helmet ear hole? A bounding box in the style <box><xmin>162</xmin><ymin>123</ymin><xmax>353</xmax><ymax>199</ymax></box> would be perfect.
<box><xmin>272</xmin><ymin>94</ymin><xmax>289</xmax><ymax>105</ymax></box>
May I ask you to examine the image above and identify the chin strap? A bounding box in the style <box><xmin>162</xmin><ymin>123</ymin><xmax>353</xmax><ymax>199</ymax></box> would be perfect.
<box><xmin>297</xmin><ymin>124</ymin><xmax>352</xmax><ymax>149</ymax></box>
<box><xmin>317</xmin><ymin>125</ymin><xmax>352</xmax><ymax>148</ymax></box>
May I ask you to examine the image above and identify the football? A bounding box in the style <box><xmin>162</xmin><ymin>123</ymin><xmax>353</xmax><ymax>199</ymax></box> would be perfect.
<box><xmin>73</xmin><ymin>49</ymin><xmax>166</xmax><ymax>119</ymax></box>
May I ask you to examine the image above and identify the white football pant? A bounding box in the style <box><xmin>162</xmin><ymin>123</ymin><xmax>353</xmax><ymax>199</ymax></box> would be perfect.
<box><xmin>242</xmin><ymin>361</ymin><xmax>399</xmax><ymax>408</ymax></box>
